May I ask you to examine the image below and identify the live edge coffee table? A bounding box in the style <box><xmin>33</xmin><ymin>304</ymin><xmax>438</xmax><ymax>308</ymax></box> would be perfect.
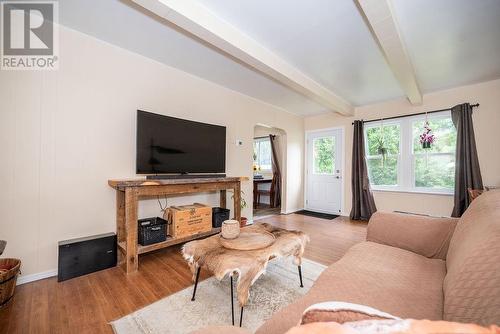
<box><xmin>182</xmin><ymin>223</ymin><xmax>309</xmax><ymax>327</ymax></box>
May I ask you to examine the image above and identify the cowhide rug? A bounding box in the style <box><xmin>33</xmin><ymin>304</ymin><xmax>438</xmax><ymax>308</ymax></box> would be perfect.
<box><xmin>183</xmin><ymin>223</ymin><xmax>310</xmax><ymax>306</ymax></box>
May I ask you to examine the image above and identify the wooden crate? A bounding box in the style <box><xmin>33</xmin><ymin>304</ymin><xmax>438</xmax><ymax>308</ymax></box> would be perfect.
<box><xmin>166</xmin><ymin>203</ymin><xmax>212</xmax><ymax>239</ymax></box>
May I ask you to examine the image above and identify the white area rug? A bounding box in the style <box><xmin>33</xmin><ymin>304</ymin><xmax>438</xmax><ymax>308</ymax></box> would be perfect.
<box><xmin>111</xmin><ymin>258</ymin><xmax>326</xmax><ymax>334</ymax></box>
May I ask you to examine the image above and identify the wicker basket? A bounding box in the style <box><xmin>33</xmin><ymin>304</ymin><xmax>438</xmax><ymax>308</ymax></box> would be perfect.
<box><xmin>221</xmin><ymin>219</ymin><xmax>240</xmax><ymax>239</ymax></box>
<box><xmin>0</xmin><ymin>258</ymin><xmax>21</xmax><ymax>308</ymax></box>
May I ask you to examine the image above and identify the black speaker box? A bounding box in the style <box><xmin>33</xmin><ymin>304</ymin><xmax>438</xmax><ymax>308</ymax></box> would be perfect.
<box><xmin>58</xmin><ymin>233</ymin><xmax>117</xmax><ymax>282</ymax></box>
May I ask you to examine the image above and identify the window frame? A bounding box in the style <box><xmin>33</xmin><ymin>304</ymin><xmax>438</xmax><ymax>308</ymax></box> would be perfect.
<box><xmin>253</xmin><ymin>137</ymin><xmax>272</xmax><ymax>172</ymax></box>
<box><xmin>364</xmin><ymin>111</ymin><xmax>455</xmax><ymax>195</ymax></box>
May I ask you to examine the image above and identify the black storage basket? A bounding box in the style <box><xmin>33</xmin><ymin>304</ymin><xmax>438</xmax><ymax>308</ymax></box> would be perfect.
<box><xmin>212</xmin><ymin>207</ymin><xmax>230</xmax><ymax>228</ymax></box>
<box><xmin>138</xmin><ymin>217</ymin><xmax>168</xmax><ymax>246</ymax></box>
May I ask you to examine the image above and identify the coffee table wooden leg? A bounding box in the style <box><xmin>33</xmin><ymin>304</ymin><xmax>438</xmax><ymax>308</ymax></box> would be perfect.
<box><xmin>230</xmin><ymin>276</ymin><xmax>235</xmax><ymax>326</ymax></box>
<box><xmin>191</xmin><ymin>267</ymin><xmax>201</xmax><ymax>301</ymax></box>
<box><xmin>239</xmin><ymin>306</ymin><xmax>244</xmax><ymax>327</ymax></box>
<box><xmin>298</xmin><ymin>265</ymin><xmax>304</xmax><ymax>288</ymax></box>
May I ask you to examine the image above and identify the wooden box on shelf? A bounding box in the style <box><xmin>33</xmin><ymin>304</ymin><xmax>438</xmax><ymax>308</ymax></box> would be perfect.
<box><xmin>166</xmin><ymin>203</ymin><xmax>212</xmax><ymax>238</ymax></box>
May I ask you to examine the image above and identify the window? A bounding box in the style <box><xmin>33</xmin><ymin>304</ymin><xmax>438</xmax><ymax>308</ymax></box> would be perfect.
<box><xmin>364</xmin><ymin>111</ymin><xmax>456</xmax><ymax>194</ymax></box>
<box><xmin>365</xmin><ymin>123</ymin><xmax>400</xmax><ymax>186</ymax></box>
<box><xmin>253</xmin><ymin>137</ymin><xmax>272</xmax><ymax>171</ymax></box>
<box><xmin>313</xmin><ymin>136</ymin><xmax>335</xmax><ymax>174</ymax></box>
<box><xmin>412</xmin><ymin>117</ymin><xmax>456</xmax><ymax>190</ymax></box>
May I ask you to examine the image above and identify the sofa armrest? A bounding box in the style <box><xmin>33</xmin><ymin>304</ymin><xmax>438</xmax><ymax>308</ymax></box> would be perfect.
<box><xmin>366</xmin><ymin>211</ymin><xmax>458</xmax><ymax>259</ymax></box>
<box><xmin>190</xmin><ymin>326</ymin><xmax>251</xmax><ymax>334</ymax></box>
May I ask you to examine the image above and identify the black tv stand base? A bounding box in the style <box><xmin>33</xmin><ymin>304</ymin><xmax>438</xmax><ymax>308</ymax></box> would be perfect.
<box><xmin>146</xmin><ymin>174</ymin><xmax>226</xmax><ymax>180</ymax></box>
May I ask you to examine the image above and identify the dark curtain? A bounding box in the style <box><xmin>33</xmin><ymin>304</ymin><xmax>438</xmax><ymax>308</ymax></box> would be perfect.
<box><xmin>350</xmin><ymin>120</ymin><xmax>377</xmax><ymax>221</ymax></box>
<box><xmin>451</xmin><ymin>103</ymin><xmax>483</xmax><ymax>217</ymax></box>
<box><xmin>269</xmin><ymin>134</ymin><xmax>282</xmax><ymax>207</ymax></box>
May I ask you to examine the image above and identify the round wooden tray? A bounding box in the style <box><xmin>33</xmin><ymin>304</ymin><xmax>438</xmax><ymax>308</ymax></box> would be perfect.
<box><xmin>219</xmin><ymin>231</ymin><xmax>276</xmax><ymax>250</ymax></box>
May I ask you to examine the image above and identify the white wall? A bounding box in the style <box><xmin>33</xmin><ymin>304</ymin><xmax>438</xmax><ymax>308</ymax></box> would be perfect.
<box><xmin>305</xmin><ymin>79</ymin><xmax>500</xmax><ymax>216</ymax></box>
<box><xmin>0</xmin><ymin>25</ymin><xmax>304</xmax><ymax>278</ymax></box>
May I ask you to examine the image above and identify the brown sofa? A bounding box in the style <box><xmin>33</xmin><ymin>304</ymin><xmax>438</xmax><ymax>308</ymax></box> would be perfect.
<box><xmin>193</xmin><ymin>190</ymin><xmax>500</xmax><ymax>334</ymax></box>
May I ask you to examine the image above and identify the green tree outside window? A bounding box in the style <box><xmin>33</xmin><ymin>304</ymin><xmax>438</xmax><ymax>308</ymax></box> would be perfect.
<box><xmin>365</xmin><ymin>124</ymin><xmax>400</xmax><ymax>186</ymax></box>
<box><xmin>313</xmin><ymin>137</ymin><xmax>335</xmax><ymax>174</ymax></box>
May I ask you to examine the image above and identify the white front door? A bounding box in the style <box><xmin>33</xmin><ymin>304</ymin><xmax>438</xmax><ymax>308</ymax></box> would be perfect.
<box><xmin>306</xmin><ymin>129</ymin><xmax>343</xmax><ymax>214</ymax></box>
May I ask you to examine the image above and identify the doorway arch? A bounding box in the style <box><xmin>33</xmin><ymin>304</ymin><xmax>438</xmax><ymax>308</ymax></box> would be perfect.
<box><xmin>253</xmin><ymin>124</ymin><xmax>287</xmax><ymax>219</ymax></box>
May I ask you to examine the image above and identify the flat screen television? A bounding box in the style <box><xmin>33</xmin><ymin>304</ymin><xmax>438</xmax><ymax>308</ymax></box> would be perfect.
<box><xmin>136</xmin><ymin>110</ymin><xmax>226</xmax><ymax>175</ymax></box>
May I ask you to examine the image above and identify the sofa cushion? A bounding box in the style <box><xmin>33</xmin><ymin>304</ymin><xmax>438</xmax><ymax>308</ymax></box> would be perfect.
<box><xmin>256</xmin><ymin>241</ymin><xmax>446</xmax><ymax>334</ymax></box>
<box><xmin>444</xmin><ymin>189</ymin><xmax>500</xmax><ymax>325</ymax></box>
<box><xmin>367</xmin><ymin>212</ymin><xmax>458</xmax><ymax>259</ymax></box>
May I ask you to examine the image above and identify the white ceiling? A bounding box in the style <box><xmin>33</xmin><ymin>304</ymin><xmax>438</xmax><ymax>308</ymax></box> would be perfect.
<box><xmin>392</xmin><ymin>0</ymin><xmax>500</xmax><ymax>93</ymax></box>
<box><xmin>59</xmin><ymin>0</ymin><xmax>500</xmax><ymax>117</ymax></box>
<box><xmin>195</xmin><ymin>0</ymin><xmax>404</xmax><ymax>105</ymax></box>
<box><xmin>59</xmin><ymin>0</ymin><xmax>328</xmax><ymax>116</ymax></box>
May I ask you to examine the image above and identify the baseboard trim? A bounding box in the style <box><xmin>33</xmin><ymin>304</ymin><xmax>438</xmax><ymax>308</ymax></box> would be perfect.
<box><xmin>16</xmin><ymin>269</ymin><xmax>57</xmax><ymax>285</ymax></box>
<box><xmin>284</xmin><ymin>207</ymin><xmax>304</xmax><ymax>214</ymax></box>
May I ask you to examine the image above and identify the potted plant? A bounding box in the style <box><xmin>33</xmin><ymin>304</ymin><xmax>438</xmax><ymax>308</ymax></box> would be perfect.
<box><xmin>376</xmin><ymin>137</ymin><xmax>388</xmax><ymax>167</ymax></box>
<box><xmin>376</xmin><ymin>123</ymin><xmax>389</xmax><ymax>167</ymax></box>
<box><xmin>420</xmin><ymin>121</ymin><xmax>435</xmax><ymax>149</ymax></box>
<box><xmin>231</xmin><ymin>190</ymin><xmax>248</xmax><ymax>227</ymax></box>
<box><xmin>377</xmin><ymin>137</ymin><xmax>388</xmax><ymax>156</ymax></box>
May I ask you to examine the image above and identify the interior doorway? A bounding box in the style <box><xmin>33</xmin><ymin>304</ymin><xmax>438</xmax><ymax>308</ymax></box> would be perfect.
<box><xmin>253</xmin><ymin>125</ymin><xmax>286</xmax><ymax>219</ymax></box>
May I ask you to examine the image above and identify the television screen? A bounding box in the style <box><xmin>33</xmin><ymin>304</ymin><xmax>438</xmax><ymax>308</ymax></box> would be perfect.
<box><xmin>136</xmin><ymin>110</ymin><xmax>226</xmax><ymax>175</ymax></box>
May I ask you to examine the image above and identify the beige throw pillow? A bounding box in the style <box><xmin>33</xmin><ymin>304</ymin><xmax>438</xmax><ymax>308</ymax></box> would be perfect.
<box><xmin>301</xmin><ymin>302</ymin><xmax>399</xmax><ymax>325</ymax></box>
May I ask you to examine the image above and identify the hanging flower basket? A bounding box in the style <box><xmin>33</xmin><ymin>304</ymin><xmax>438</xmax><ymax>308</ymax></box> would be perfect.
<box><xmin>420</xmin><ymin>121</ymin><xmax>435</xmax><ymax>149</ymax></box>
<box><xmin>377</xmin><ymin>146</ymin><xmax>388</xmax><ymax>156</ymax></box>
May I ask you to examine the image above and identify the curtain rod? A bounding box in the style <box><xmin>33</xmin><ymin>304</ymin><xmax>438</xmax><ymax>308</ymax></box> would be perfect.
<box><xmin>352</xmin><ymin>103</ymin><xmax>479</xmax><ymax>125</ymax></box>
<box><xmin>254</xmin><ymin>135</ymin><xmax>277</xmax><ymax>139</ymax></box>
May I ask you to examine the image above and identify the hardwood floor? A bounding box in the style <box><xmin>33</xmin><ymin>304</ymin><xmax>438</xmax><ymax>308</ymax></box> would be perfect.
<box><xmin>253</xmin><ymin>204</ymin><xmax>281</xmax><ymax>218</ymax></box>
<box><xmin>0</xmin><ymin>214</ymin><xmax>366</xmax><ymax>334</ymax></box>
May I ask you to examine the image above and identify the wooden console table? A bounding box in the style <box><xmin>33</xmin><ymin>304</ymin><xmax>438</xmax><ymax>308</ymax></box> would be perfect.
<box><xmin>108</xmin><ymin>177</ymin><xmax>246</xmax><ymax>274</ymax></box>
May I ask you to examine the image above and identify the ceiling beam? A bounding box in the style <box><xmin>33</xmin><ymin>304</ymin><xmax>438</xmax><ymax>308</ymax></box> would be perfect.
<box><xmin>131</xmin><ymin>0</ymin><xmax>354</xmax><ymax>115</ymax></box>
<box><xmin>355</xmin><ymin>0</ymin><xmax>422</xmax><ymax>105</ymax></box>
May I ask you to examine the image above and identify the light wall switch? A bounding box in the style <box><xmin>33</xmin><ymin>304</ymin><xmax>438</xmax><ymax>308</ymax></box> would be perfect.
<box><xmin>236</xmin><ymin>139</ymin><xmax>243</xmax><ymax>146</ymax></box>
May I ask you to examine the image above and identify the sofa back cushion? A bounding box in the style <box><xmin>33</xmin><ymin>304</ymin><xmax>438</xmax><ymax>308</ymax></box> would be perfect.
<box><xmin>367</xmin><ymin>212</ymin><xmax>458</xmax><ymax>259</ymax></box>
<box><xmin>444</xmin><ymin>190</ymin><xmax>500</xmax><ymax>325</ymax></box>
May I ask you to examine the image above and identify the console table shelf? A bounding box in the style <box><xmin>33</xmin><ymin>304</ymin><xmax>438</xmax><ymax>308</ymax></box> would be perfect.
<box><xmin>109</xmin><ymin>177</ymin><xmax>246</xmax><ymax>274</ymax></box>
<box><xmin>117</xmin><ymin>227</ymin><xmax>221</xmax><ymax>255</ymax></box>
